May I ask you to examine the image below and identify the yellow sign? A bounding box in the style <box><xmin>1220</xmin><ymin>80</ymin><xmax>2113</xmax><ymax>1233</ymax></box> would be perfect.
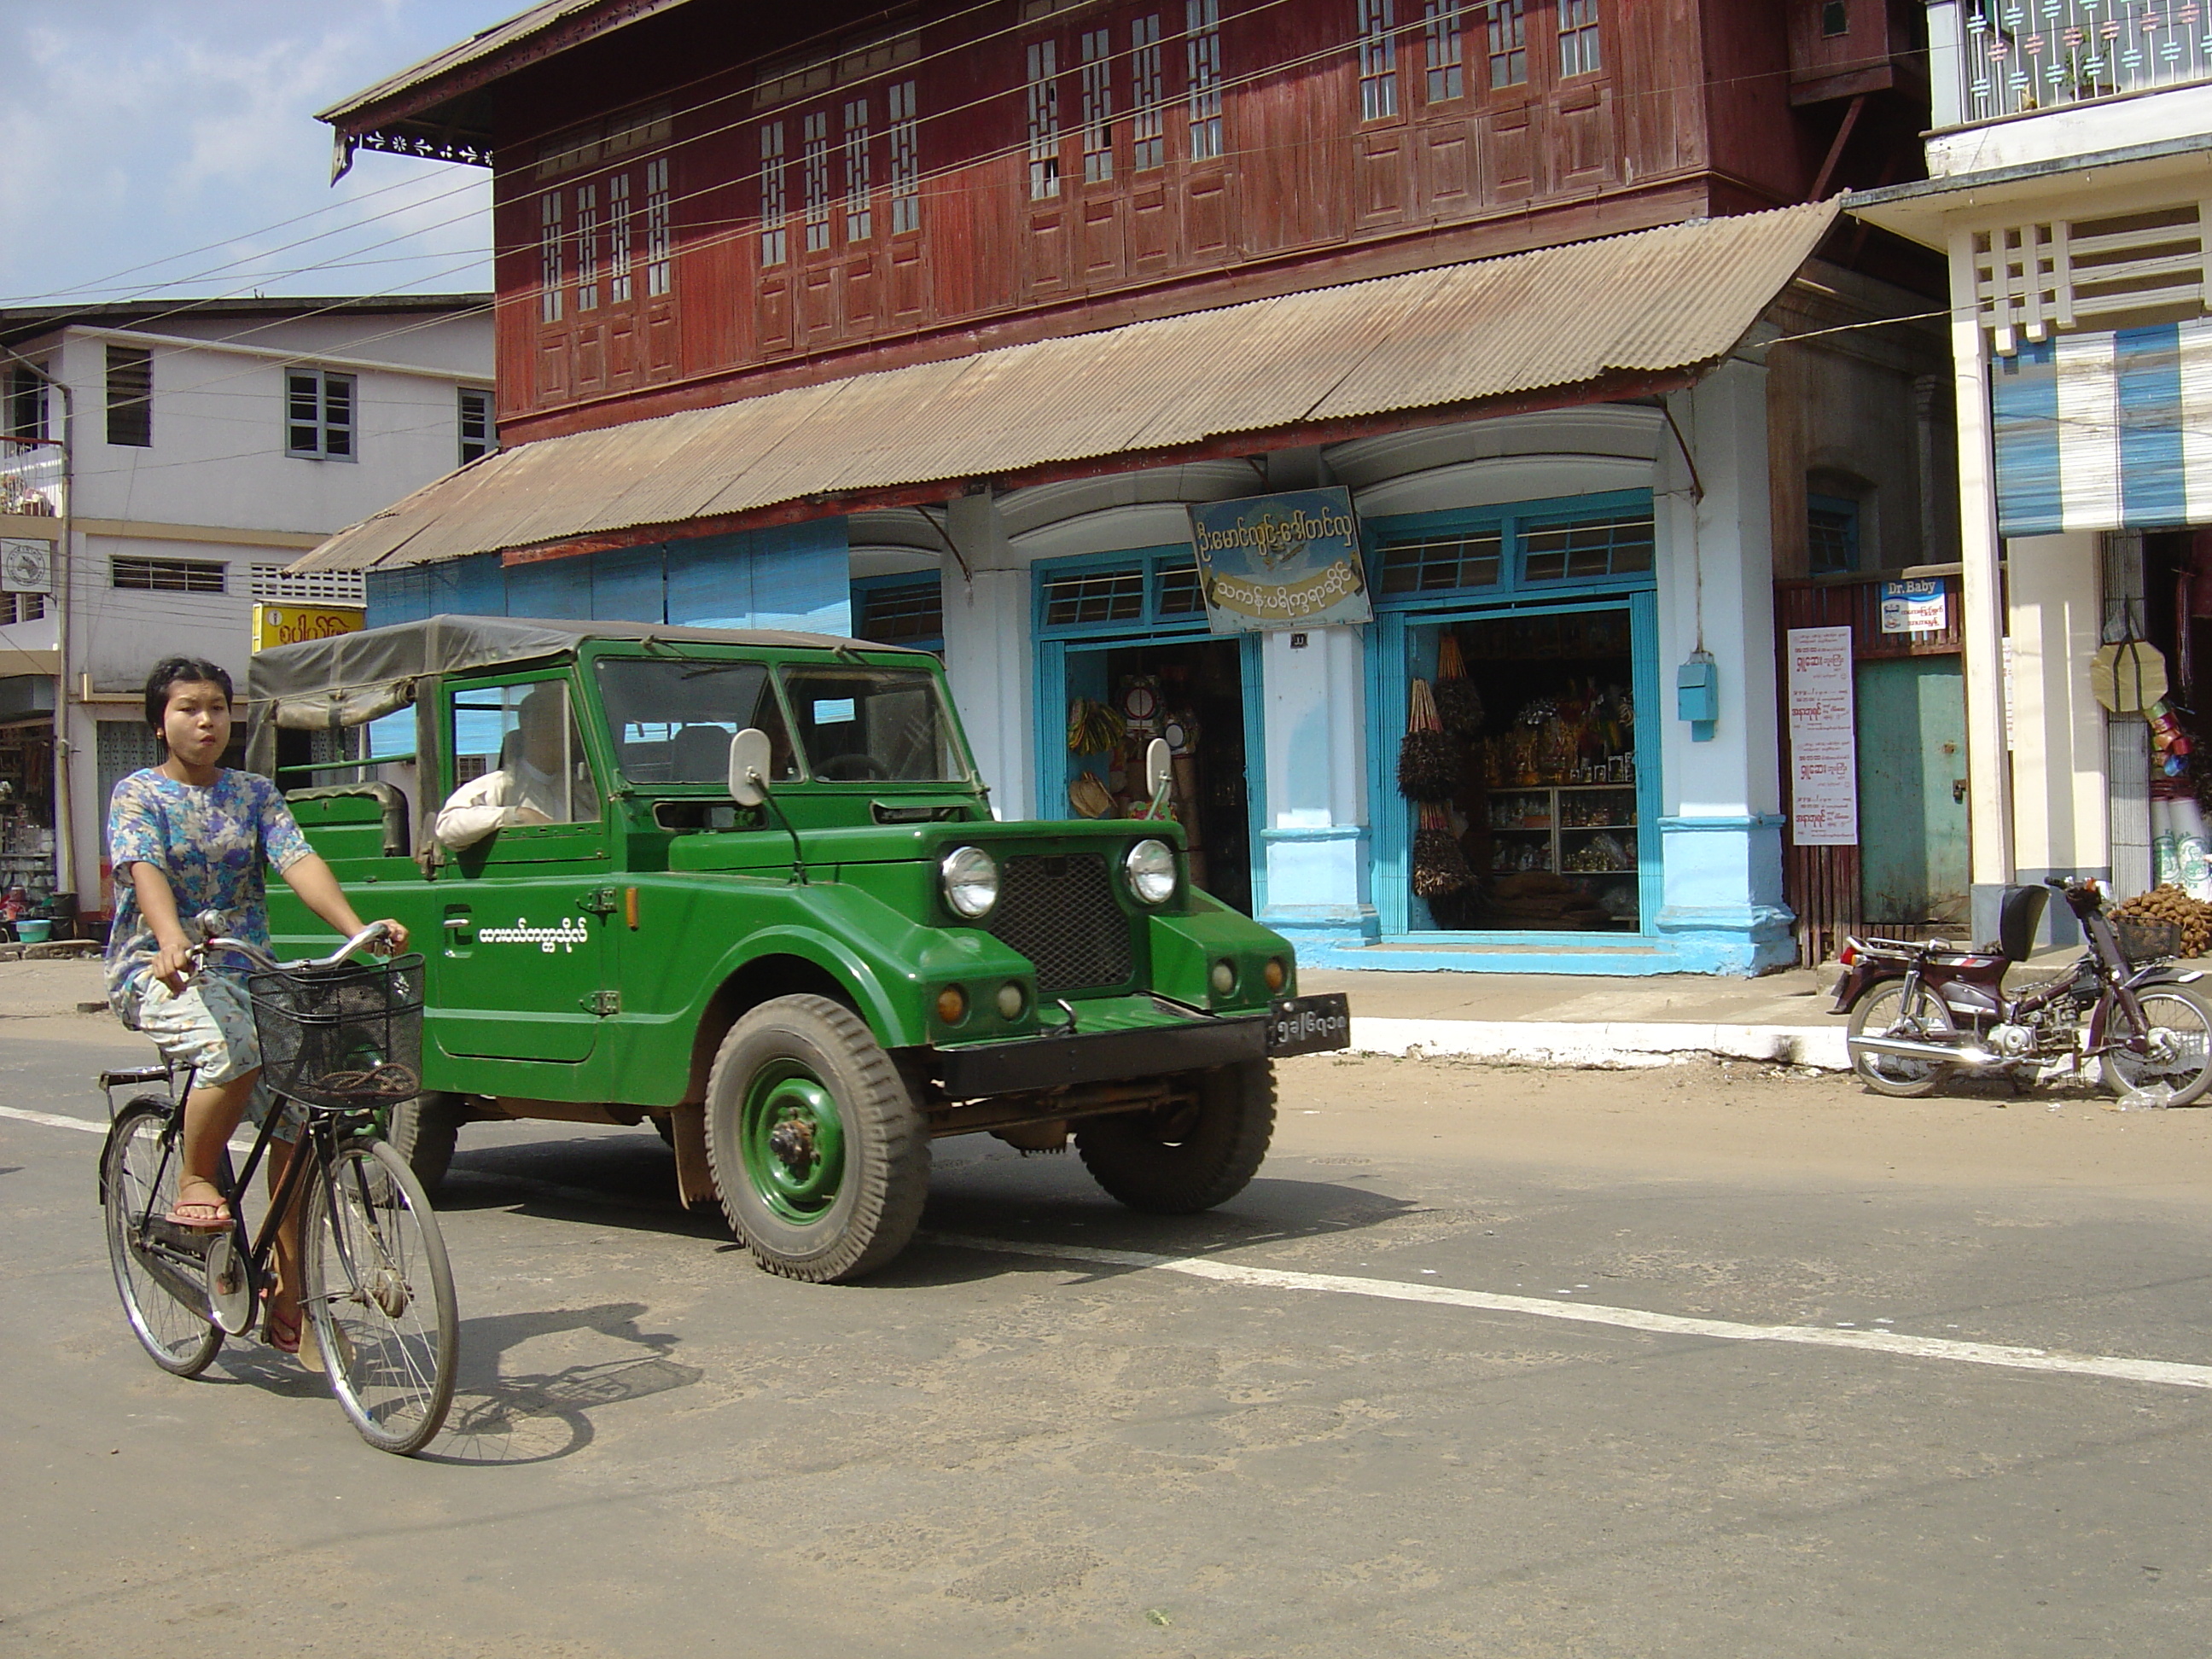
<box><xmin>253</xmin><ymin>603</ymin><xmax>364</xmax><ymax>653</ymax></box>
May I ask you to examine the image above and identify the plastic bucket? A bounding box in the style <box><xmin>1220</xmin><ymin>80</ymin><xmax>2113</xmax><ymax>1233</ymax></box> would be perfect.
<box><xmin>14</xmin><ymin>919</ymin><xmax>51</xmax><ymax>944</ymax></box>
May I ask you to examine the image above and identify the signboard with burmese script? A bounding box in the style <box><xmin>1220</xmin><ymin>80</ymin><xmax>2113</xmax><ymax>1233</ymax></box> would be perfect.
<box><xmin>253</xmin><ymin>603</ymin><xmax>364</xmax><ymax>653</ymax></box>
<box><xmin>1186</xmin><ymin>487</ymin><xmax>1371</xmax><ymax>633</ymax></box>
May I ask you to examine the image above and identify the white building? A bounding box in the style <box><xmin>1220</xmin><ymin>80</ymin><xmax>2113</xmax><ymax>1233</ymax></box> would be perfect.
<box><xmin>0</xmin><ymin>296</ymin><xmax>492</xmax><ymax>921</ymax></box>
<box><xmin>1854</xmin><ymin>0</ymin><xmax>2212</xmax><ymax>941</ymax></box>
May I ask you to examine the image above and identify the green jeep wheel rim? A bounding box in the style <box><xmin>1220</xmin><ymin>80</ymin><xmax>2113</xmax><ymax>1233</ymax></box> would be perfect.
<box><xmin>741</xmin><ymin>1062</ymin><xmax>847</xmax><ymax>1224</ymax></box>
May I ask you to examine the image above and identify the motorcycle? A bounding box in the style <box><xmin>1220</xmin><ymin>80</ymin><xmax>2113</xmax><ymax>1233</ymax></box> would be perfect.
<box><xmin>1833</xmin><ymin>877</ymin><xmax>2212</xmax><ymax>1104</ymax></box>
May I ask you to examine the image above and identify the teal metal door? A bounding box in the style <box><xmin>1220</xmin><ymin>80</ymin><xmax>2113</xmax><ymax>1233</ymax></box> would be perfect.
<box><xmin>1855</xmin><ymin>656</ymin><xmax>1968</xmax><ymax>929</ymax></box>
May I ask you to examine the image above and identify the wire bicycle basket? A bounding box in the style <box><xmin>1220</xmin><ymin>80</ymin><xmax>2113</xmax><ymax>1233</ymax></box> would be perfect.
<box><xmin>247</xmin><ymin>954</ymin><xmax>426</xmax><ymax>1111</ymax></box>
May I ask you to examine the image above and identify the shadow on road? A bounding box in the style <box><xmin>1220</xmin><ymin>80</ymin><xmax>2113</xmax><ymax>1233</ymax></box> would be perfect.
<box><xmin>425</xmin><ymin>1301</ymin><xmax>701</xmax><ymax>1467</ymax></box>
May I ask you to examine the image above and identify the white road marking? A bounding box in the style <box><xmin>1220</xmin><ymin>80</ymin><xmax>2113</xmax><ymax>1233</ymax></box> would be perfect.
<box><xmin>929</xmin><ymin>1232</ymin><xmax>2212</xmax><ymax>1393</ymax></box>
<box><xmin>11</xmin><ymin>1103</ymin><xmax>2204</xmax><ymax>1392</ymax></box>
<box><xmin>0</xmin><ymin>1103</ymin><xmax>251</xmax><ymax>1152</ymax></box>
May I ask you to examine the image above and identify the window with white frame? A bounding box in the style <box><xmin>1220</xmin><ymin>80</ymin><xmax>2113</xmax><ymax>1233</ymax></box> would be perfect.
<box><xmin>106</xmin><ymin>346</ymin><xmax>152</xmax><ymax>448</ymax></box>
<box><xmin>285</xmin><ymin>370</ymin><xmax>354</xmax><ymax>461</ymax></box>
<box><xmin>1486</xmin><ymin>0</ymin><xmax>1526</xmax><ymax>88</ymax></box>
<box><xmin>760</xmin><ymin>123</ymin><xmax>789</xmax><ymax>265</ymax></box>
<box><xmin>1557</xmin><ymin>0</ymin><xmax>1600</xmax><ymax>77</ymax></box>
<box><xmin>1186</xmin><ymin>0</ymin><xmax>1223</xmax><ymax>158</ymax></box>
<box><xmin>0</xmin><ymin>589</ymin><xmax>45</xmax><ymax>624</ymax></box>
<box><xmin>458</xmin><ymin>388</ymin><xmax>497</xmax><ymax>466</ymax></box>
<box><xmin>114</xmin><ymin>556</ymin><xmax>225</xmax><ymax>593</ymax></box>
<box><xmin>644</xmin><ymin>156</ymin><xmax>672</xmax><ymax>294</ymax></box>
<box><xmin>575</xmin><ymin>182</ymin><xmax>600</xmax><ymax>310</ymax></box>
<box><xmin>1132</xmin><ymin>15</ymin><xmax>1165</xmax><ymax>169</ymax></box>
<box><xmin>608</xmin><ymin>172</ymin><xmax>634</xmax><ymax>300</ymax></box>
<box><xmin>1027</xmin><ymin>39</ymin><xmax>1062</xmax><ymax>199</ymax></box>
<box><xmin>539</xmin><ymin>190</ymin><xmax>564</xmax><ymax>323</ymax></box>
<box><xmin>1359</xmin><ymin>0</ymin><xmax>1398</xmax><ymax>119</ymax></box>
<box><xmin>1424</xmin><ymin>0</ymin><xmax>1464</xmax><ymax>101</ymax></box>
<box><xmin>888</xmin><ymin>81</ymin><xmax>921</xmax><ymax>234</ymax></box>
<box><xmin>1080</xmin><ymin>27</ymin><xmax>1114</xmax><ymax>182</ymax></box>
<box><xmin>844</xmin><ymin>96</ymin><xmax>872</xmax><ymax>241</ymax></box>
<box><xmin>802</xmin><ymin>111</ymin><xmax>832</xmax><ymax>251</ymax></box>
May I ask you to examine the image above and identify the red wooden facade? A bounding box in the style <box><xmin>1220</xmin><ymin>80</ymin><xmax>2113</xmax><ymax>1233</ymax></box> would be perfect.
<box><xmin>384</xmin><ymin>0</ymin><xmax>1911</xmax><ymax>445</ymax></box>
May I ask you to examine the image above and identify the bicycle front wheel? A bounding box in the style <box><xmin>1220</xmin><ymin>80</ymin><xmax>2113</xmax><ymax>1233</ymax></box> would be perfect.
<box><xmin>102</xmin><ymin>1100</ymin><xmax>224</xmax><ymax>1377</ymax></box>
<box><xmin>303</xmin><ymin>1135</ymin><xmax>457</xmax><ymax>1456</ymax></box>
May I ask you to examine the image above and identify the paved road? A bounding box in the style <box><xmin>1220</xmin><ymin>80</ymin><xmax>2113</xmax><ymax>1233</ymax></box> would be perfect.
<box><xmin>5</xmin><ymin>1019</ymin><xmax>2211</xmax><ymax>1657</ymax></box>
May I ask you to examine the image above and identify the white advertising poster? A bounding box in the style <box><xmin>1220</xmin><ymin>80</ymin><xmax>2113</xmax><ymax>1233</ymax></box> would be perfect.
<box><xmin>1786</xmin><ymin>625</ymin><xmax>1858</xmax><ymax>847</ymax></box>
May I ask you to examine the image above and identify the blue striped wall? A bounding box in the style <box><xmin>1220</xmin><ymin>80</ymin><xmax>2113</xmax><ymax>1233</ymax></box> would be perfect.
<box><xmin>1993</xmin><ymin>318</ymin><xmax>2212</xmax><ymax>535</ymax></box>
<box><xmin>365</xmin><ymin>519</ymin><xmax>853</xmax><ymax>634</ymax></box>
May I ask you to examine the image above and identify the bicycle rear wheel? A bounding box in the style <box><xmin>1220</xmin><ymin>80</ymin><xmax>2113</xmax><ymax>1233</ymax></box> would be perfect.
<box><xmin>303</xmin><ymin>1135</ymin><xmax>457</xmax><ymax>1456</ymax></box>
<box><xmin>102</xmin><ymin>1100</ymin><xmax>224</xmax><ymax>1377</ymax></box>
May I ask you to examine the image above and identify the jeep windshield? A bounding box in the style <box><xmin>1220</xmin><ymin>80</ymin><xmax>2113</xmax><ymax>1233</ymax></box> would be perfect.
<box><xmin>594</xmin><ymin>657</ymin><xmax>971</xmax><ymax>785</ymax></box>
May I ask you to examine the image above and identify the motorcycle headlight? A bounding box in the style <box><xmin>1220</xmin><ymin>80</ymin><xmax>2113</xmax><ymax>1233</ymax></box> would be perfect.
<box><xmin>1124</xmin><ymin>838</ymin><xmax>1177</xmax><ymax>906</ymax></box>
<box><xmin>940</xmin><ymin>845</ymin><xmax>999</xmax><ymax>920</ymax></box>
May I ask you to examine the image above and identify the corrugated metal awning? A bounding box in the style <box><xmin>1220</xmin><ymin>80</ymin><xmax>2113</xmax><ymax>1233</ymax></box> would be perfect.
<box><xmin>299</xmin><ymin>201</ymin><xmax>1840</xmax><ymax>575</ymax></box>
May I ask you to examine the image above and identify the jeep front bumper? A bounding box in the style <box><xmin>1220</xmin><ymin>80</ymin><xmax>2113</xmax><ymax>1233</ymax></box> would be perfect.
<box><xmin>930</xmin><ymin>992</ymin><xmax>1350</xmax><ymax>1097</ymax></box>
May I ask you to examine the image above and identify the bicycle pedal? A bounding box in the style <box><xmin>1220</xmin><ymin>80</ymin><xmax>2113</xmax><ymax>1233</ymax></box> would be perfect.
<box><xmin>146</xmin><ymin>1217</ymin><xmax>220</xmax><ymax>1254</ymax></box>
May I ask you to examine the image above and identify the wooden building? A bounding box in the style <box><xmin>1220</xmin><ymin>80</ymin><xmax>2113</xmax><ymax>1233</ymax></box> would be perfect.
<box><xmin>306</xmin><ymin>0</ymin><xmax>1950</xmax><ymax>974</ymax></box>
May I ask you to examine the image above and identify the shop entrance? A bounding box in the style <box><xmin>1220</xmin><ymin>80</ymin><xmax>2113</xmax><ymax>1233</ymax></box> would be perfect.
<box><xmin>1054</xmin><ymin>635</ymin><xmax>1256</xmax><ymax>915</ymax></box>
<box><xmin>1397</xmin><ymin>602</ymin><xmax>1653</xmax><ymax>934</ymax></box>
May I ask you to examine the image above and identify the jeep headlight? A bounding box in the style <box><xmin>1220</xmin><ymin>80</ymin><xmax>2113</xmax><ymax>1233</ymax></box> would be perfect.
<box><xmin>940</xmin><ymin>845</ymin><xmax>1000</xmax><ymax>919</ymax></box>
<box><xmin>1124</xmin><ymin>838</ymin><xmax>1176</xmax><ymax>906</ymax></box>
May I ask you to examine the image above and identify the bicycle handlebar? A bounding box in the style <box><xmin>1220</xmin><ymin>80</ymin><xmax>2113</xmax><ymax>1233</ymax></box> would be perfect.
<box><xmin>190</xmin><ymin>916</ymin><xmax>398</xmax><ymax>975</ymax></box>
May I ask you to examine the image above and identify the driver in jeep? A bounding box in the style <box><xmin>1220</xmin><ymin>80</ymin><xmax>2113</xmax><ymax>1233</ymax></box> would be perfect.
<box><xmin>433</xmin><ymin>683</ymin><xmax>582</xmax><ymax>849</ymax></box>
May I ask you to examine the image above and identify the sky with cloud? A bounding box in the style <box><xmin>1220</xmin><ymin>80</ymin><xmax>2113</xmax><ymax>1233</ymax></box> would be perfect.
<box><xmin>0</xmin><ymin>0</ymin><xmax>524</xmax><ymax>308</ymax></box>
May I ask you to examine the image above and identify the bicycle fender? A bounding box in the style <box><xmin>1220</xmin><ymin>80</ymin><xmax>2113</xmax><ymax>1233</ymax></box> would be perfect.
<box><xmin>96</xmin><ymin>1094</ymin><xmax>172</xmax><ymax>1206</ymax></box>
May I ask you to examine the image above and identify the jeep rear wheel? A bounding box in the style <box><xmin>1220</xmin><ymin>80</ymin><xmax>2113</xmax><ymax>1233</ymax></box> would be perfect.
<box><xmin>704</xmin><ymin>994</ymin><xmax>930</xmax><ymax>1283</ymax></box>
<box><xmin>387</xmin><ymin>1092</ymin><xmax>469</xmax><ymax>1195</ymax></box>
<box><xmin>1074</xmin><ymin>1057</ymin><xmax>1276</xmax><ymax>1214</ymax></box>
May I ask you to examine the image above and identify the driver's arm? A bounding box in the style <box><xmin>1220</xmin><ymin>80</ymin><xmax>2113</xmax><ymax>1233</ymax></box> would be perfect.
<box><xmin>435</xmin><ymin>770</ymin><xmax>527</xmax><ymax>849</ymax></box>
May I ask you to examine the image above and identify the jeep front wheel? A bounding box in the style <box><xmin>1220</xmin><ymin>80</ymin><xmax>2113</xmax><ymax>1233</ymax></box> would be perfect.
<box><xmin>387</xmin><ymin>1092</ymin><xmax>469</xmax><ymax>1195</ymax></box>
<box><xmin>703</xmin><ymin>995</ymin><xmax>930</xmax><ymax>1283</ymax></box>
<box><xmin>1074</xmin><ymin>1057</ymin><xmax>1276</xmax><ymax>1214</ymax></box>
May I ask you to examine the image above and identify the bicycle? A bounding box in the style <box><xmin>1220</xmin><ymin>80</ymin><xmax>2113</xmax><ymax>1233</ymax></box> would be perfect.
<box><xmin>97</xmin><ymin>920</ymin><xmax>459</xmax><ymax>1456</ymax></box>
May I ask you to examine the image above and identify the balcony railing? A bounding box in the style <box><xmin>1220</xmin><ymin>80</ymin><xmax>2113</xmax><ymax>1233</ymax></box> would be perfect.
<box><xmin>0</xmin><ymin>439</ymin><xmax>62</xmax><ymax>519</ymax></box>
<box><xmin>1958</xmin><ymin>0</ymin><xmax>2212</xmax><ymax>122</ymax></box>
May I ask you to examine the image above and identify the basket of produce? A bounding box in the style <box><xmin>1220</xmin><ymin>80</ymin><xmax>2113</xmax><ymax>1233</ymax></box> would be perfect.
<box><xmin>2110</xmin><ymin>885</ymin><xmax>2212</xmax><ymax>959</ymax></box>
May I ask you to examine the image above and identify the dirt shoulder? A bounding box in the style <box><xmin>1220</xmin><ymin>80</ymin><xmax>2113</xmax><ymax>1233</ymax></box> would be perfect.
<box><xmin>1272</xmin><ymin>1051</ymin><xmax>2212</xmax><ymax>1202</ymax></box>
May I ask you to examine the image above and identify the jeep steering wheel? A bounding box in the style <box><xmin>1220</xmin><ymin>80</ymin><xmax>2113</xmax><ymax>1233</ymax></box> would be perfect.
<box><xmin>817</xmin><ymin>752</ymin><xmax>892</xmax><ymax>781</ymax></box>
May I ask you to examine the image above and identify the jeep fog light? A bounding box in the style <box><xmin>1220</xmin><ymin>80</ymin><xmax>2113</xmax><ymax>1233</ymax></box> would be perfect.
<box><xmin>940</xmin><ymin>846</ymin><xmax>999</xmax><ymax>918</ymax></box>
<box><xmin>995</xmin><ymin>981</ymin><xmax>1026</xmax><ymax>1020</ymax></box>
<box><xmin>1209</xmin><ymin>958</ymin><xmax>1237</xmax><ymax>997</ymax></box>
<box><xmin>935</xmin><ymin>984</ymin><xmax>969</xmax><ymax>1024</ymax></box>
<box><xmin>1124</xmin><ymin>838</ymin><xmax>1176</xmax><ymax>905</ymax></box>
<box><xmin>1264</xmin><ymin>957</ymin><xmax>1287</xmax><ymax>993</ymax></box>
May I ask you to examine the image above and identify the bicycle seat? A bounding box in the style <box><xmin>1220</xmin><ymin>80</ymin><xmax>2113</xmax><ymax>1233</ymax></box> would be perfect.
<box><xmin>99</xmin><ymin>1064</ymin><xmax>172</xmax><ymax>1089</ymax></box>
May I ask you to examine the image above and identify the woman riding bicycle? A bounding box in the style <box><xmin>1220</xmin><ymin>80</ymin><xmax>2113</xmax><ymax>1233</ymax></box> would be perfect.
<box><xmin>104</xmin><ymin>656</ymin><xmax>409</xmax><ymax>1359</ymax></box>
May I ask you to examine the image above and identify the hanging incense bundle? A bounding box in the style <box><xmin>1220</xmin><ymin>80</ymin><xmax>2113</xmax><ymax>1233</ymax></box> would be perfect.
<box><xmin>1411</xmin><ymin>800</ymin><xmax>1473</xmax><ymax>898</ymax></box>
<box><xmin>1433</xmin><ymin>632</ymin><xmax>1484</xmax><ymax>738</ymax></box>
<box><xmin>1397</xmin><ymin>678</ymin><xmax>1462</xmax><ymax>801</ymax></box>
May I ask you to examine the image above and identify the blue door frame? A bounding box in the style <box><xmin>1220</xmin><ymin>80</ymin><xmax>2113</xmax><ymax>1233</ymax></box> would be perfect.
<box><xmin>1032</xmin><ymin>548</ymin><xmax>1269</xmax><ymax>915</ymax></box>
<box><xmin>1363</xmin><ymin>490</ymin><xmax>1662</xmax><ymax>946</ymax></box>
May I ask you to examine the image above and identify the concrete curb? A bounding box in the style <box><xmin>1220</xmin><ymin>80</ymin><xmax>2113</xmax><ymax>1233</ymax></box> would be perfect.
<box><xmin>1350</xmin><ymin>1016</ymin><xmax>1851</xmax><ymax>1071</ymax></box>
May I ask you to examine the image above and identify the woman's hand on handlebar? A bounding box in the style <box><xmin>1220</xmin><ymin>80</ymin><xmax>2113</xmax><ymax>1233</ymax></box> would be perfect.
<box><xmin>151</xmin><ymin>934</ymin><xmax>196</xmax><ymax>996</ymax></box>
<box><xmin>367</xmin><ymin>918</ymin><xmax>409</xmax><ymax>956</ymax></box>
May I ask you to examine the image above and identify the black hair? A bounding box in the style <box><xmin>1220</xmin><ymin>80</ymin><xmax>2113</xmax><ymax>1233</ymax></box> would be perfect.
<box><xmin>143</xmin><ymin>657</ymin><xmax>234</xmax><ymax>735</ymax></box>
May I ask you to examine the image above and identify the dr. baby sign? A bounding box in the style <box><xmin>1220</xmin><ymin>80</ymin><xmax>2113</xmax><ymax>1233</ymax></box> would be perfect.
<box><xmin>1187</xmin><ymin>487</ymin><xmax>1372</xmax><ymax>633</ymax></box>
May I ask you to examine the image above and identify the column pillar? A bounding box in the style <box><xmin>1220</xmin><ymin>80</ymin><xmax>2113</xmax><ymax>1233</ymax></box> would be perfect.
<box><xmin>1948</xmin><ymin>226</ymin><xmax>2017</xmax><ymax>940</ymax></box>
<box><xmin>2007</xmin><ymin>532</ymin><xmax>2108</xmax><ymax>940</ymax></box>
<box><xmin>940</xmin><ymin>494</ymin><xmax>1033</xmax><ymax>819</ymax></box>
<box><xmin>1257</xmin><ymin>623</ymin><xmax>1375</xmax><ymax>949</ymax></box>
<box><xmin>1655</xmin><ymin>359</ymin><xmax>1794</xmax><ymax>973</ymax></box>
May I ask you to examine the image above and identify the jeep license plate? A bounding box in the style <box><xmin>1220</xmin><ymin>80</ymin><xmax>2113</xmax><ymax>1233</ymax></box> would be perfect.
<box><xmin>1266</xmin><ymin>992</ymin><xmax>1352</xmax><ymax>1057</ymax></box>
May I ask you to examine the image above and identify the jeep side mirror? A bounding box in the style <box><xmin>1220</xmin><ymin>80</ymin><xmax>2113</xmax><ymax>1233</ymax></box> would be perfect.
<box><xmin>729</xmin><ymin>728</ymin><xmax>773</xmax><ymax>806</ymax></box>
<box><xmin>1144</xmin><ymin>737</ymin><xmax>1173</xmax><ymax>815</ymax></box>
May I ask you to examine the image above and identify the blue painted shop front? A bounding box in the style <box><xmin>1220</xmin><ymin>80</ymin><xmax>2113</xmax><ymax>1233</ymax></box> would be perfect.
<box><xmin>1031</xmin><ymin>547</ymin><xmax>1268</xmax><ymax>917</ymax></box>
<box><xmin>1349</xmin><ymin>490</ymin><xmax>1670</xmax><ymax>970</ymax></box>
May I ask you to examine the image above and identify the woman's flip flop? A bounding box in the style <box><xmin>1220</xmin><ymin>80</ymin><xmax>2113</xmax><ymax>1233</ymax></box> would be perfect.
<box><xmin>164</xmin><ymin>1197</ymin><xmax>233</xmax><ymax>1231</ymax></box>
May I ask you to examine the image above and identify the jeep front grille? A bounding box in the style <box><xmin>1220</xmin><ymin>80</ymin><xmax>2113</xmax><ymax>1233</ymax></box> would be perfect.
<box><xmin>986</xmin><ymin>853</ymin><xmax>1134</xmax><ymax>994</ymax></box>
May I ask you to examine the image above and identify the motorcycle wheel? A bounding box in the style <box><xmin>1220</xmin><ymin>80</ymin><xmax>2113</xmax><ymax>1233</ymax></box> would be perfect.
<box><xmin>1847</xmin><ymin>981</ymin><xmax>1959</xmax><ymax>1098</ymax></box>
<box><xmin>2102</xmin><ymin>986</ymin><xmax>2212</xmax><ymax>1108</ymax></box>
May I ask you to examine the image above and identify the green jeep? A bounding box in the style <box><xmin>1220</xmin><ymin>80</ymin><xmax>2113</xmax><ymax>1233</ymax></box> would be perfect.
<box><xmin>244</xmin><ymin>617</ymin><xmax>1350</xmax><ymax>1281</ymax></box>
